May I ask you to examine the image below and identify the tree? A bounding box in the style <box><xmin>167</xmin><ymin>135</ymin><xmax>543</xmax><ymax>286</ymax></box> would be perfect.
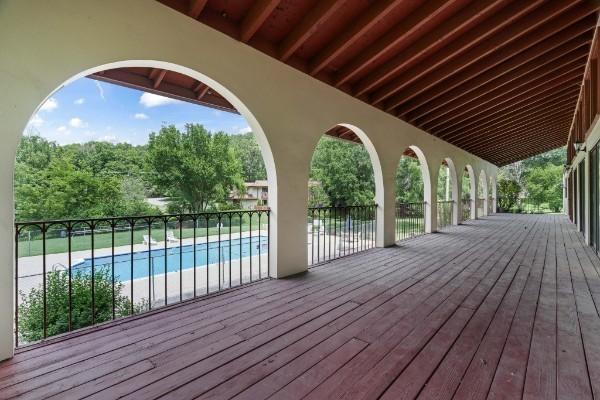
<box><xmin>497</xmin><ymin>178</ymin><xmax>520</xmax><ymax>211</ymax></box>
<box><xmin>18</xmin><ymin>269</ymin><xmax>136</xmax><ymax>343</ymax></box>
<box><xmin>395</xmin><ymin>157</ymin><xmax>424</xmax><ymax>203</ymax></box>
<box><xmin>309</xmin><ymin>137</ymin><xmax>375</xmax><ymax>205</ymax></box>
<box><xmin>145</xmin><ymin>124</ymin><xmax>245</xmax><ymax>212</ymax></box>
<box><xmin>525</xmin><ymin>165</ymin><xmax>563</xmax><ymax>212</ymax></box>
<box><xmin>230</xmin><ymin>133</ymin><xmax>267</xmax><ymax>182</ymax></box>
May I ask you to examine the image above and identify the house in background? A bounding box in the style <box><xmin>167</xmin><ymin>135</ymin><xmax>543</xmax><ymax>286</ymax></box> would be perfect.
<box><xmin>229</xmin><ymin>180</ymin><xmax>269</xmax><ymax>209</ymax></box>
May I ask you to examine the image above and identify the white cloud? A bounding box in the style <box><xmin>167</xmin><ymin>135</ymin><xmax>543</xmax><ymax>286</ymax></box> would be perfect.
<box><xmin>56</xmin><ymin>125</ymin><xmax>71</xmax><ymax>135</ymax></box>
<box><xmin>95</xmin><ymin>81</ymin><xmax>105</xmax><ymax>100</ymax></box>
<box><xmin>139</xmin><ymin>92</ymin><xmax>180</xmax><ymax>108</ymax></box>
<box><xmin>39</xmin><ymin>97</ymin><xmax>58</xmax><ymax>112</ymax></box>
<box><xmin>99</xmin><ymin>135</ymin><xmax>130</xmax><ymax>144</ymax></box>
<box><xmin>133</xmin><ymin>112</ymin><xmax>149</xmax><ymax>120</ymax></box>
<box><xmin>74</xmin><ymin>98</ymin><xmax>85</xmax><ymax>105</ymax></box>
<box><xmin>29</xmin><ymin>114</ymin><xmax>44</xmax><ymax>128</ymax></box>
<box><xmin>69</xmin><ymin>117</ymin><xmax>87</xmax><ymax>128</ymax></box>
<box><xmin>213</xmin><ymin>110</ymin><xmax>223</xmax><ymax>117</ymax></box>
<box><xmin>237</xmin><ymin>126</ymin><xmax>252</xmax><ymax>134</ymax></box>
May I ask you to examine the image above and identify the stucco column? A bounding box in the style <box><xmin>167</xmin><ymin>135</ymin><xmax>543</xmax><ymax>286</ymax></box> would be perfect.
<box><xmin>455</xmin><ymin>180</ymin><xmax>462</xmax><ymax>225</ymax></box>
<box><xmin>377</xmin><ymin>156</ymin><xmax>399</xmax><ymax>247</ymax></box>
<box><xmin>426</xmin><ymin>167</ymin><xmax>438</xmax><ymax>233</ymax></box>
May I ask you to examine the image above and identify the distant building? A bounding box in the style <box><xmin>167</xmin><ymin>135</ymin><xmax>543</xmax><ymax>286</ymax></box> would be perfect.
<box><xmin>229</xmin><ymin>180</ymin><xmax>269</xmax><ymax>210</ymax></box>
<box><xmin>229</xmin><ymin>180</ymin><xmax>322</xmax><ymax>210</ymax></box>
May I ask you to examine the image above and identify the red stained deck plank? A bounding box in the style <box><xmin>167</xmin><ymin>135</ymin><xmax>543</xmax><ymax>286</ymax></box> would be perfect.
<box><xmin>0</xmin><ymin>214</ymin><xmax>598</xmax><ymax>400</ymax></box>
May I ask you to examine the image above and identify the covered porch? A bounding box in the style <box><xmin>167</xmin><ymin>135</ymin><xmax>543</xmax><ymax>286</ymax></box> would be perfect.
<box><xmin>1</xmin><ymin>213</ymin><xmax>598</xmax><ymax>400</ymax></box>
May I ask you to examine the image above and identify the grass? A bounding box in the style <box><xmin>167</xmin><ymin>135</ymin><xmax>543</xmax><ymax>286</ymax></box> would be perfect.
<box><xmin>18</xmin><ymin>217</ymin><xmax>266</xmax><ymax>257</ymax></box>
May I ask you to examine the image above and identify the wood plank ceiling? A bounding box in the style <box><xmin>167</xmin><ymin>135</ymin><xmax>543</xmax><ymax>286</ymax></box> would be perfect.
<box><xmin>91</xmin><ymin>0</ymin><xmax>600</xmax><ymax>166</ymax></box>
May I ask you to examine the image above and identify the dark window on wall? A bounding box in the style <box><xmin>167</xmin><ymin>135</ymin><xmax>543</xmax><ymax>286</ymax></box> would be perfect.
<box><xmin>579</xmin><ymin>160</ymin><xmax>585</xmax><ymax>233</ymax></box>
<box><xmin>590</xmin><ymin>146</ymin><xmax>599</xmax><ymax>251</ymax></box>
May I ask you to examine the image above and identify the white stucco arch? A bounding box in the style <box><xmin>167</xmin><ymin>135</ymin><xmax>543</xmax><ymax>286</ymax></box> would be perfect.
<box><xmin>0</xmin><ymin>0</ymin><xmax>499</xmax><ymax>360</ymax></box>
<box><xmin>404</xmin><ymin>146</ymin><xmax>433</xmax><ymax>232</ymax></box>
<box><xmin>443</xmin><ymin>157</ymin><xmax>460</xmax><ymax>225</ymax></box>
<box><xmin>464</xmin><ymin>164</ymin><xmax>477</xmax><ymax>219</ymax></box>
<box><xmin>489</xmin><ymin>175</ymin><xmax>497</xmax><ymax>214</ymax></box>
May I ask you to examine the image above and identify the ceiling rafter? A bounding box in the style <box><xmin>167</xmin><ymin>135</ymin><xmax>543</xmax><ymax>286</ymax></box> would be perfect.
<box><xmin>382</xmin><ymin>2</ymin><xmax>597</xmax><ymax>111</ymax></box>
<box><xmin>434</xmin><ymin>71</ymin><xmax>584</xmax><ymax>139</ymax></box>
<box><xmin>422</xmin><ymin>52</ymin><xmax>588</xmax><ymax>132</ymax></box>
<box><xmin>455</xmin><ymin>107</ymin><xmax>576</xmax><ymax>149</ymax></box>
<box><xmin>240</xmin><ymin>0</ymin><xmax>281</xmax><ymax>43</ymax></box>
<box><xmin>408</xmin><ymin>30</ymin><xmax>593</xmax><ymax>125</ymax></box>
<box><xmin>188</xmin><ymin>0</ymin><xmax>208</xmax><ymax>19</ymax></box>
<box><xmin>308</xmin><ymin>0</ymin><xmax>409</xmax><ymax>76</ymax></box>
<box><xmin>353</xmin><ymin>0</ymin><xmax>545</xmax><ymax>98</ymax></box>
<box><xmin>278</xmin><ymin>0</ymin><xmax>342</xmax><ymax>61</ymax></box>
<box><xmin>333</xmin><ymin>0</ymin><xmax>485</xmax><ymax>87</ymax></box>
<box><xmin>456</xmin><ymin>112</ymin><xmax>574</xmax><ymax>151</ymax></box>
<box><xmin>473</xmin><ymin>128</ymin><xmax>570</xmax><ymax>162</ymax></box>
<box><xmin>434</xmin><ymin>90</ymin><xmax>580</xmax><ymax>140</ymax></box>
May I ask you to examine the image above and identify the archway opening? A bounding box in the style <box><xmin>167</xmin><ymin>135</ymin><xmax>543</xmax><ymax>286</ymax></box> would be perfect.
<box><xmin>477</xmin><ymin>170</ymin><xmax>488</xmax><ymax>217</ymax></box>
<box><xmin>14</xmin><ymin>64</ymin><xmax>274</xmax><ymax>345</ymax></box>
<box><xmin>395</xmin><ymin>146</ymin><xmax>429</xmax><ymax>241</ymax></box>
<box><xmin>462</xmin><ymin>165</ymin><xmax>476</xmax><ymax>221</ymax></box>
<box><xmin>307</xmin><ymin>125</ymin><xmax>378</xmax><ymax>265</ymax></box>
<box><xmin>436</xmin><ymin>159</ymin><xmax>458</xmax><ymax>230</ymax></box>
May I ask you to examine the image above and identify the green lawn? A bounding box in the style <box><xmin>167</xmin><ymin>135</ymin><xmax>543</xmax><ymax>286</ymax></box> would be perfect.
<box><xmin>18</xmin><ymin>217</ymin><xmax>266</xmax><ymax>257</ymax></box>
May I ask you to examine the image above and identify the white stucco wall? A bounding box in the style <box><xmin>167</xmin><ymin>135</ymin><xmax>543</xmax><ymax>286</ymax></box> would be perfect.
<box><xmin>0</xmin><ymin>0</ymin><xmax>497</xmax><ymax>359</ymax></box>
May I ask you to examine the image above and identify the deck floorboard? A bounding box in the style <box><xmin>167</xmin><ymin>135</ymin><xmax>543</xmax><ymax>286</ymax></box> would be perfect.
<box><xmin>1</xmin><ymin>214</ymin><xmax>599</xmax><ymax>400</ymax></box>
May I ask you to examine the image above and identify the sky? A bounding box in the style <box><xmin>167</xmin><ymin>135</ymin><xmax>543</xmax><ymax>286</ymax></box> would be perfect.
<box><xmin>25</xmin><ymin>77</ymin><xmax>251</xmax><ymax>145</ymax></box>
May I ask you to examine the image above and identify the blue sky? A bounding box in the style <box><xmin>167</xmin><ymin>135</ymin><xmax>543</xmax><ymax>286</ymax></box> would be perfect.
<box><xmin>25</xmin><ymin>78</ymin><xmax>251</xmax><ymax>145</ymax></box>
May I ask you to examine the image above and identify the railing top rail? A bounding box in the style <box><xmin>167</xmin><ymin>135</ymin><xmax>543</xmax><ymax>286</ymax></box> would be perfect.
<box><xmin>308</xmin><ymin>204</ymin><xmax>377</xmax><ymax>211</ymax></box>
<box><xmin>15</xmin><ymin>208</ymin><xmax>270</xmax><ymax>227</ymax></box>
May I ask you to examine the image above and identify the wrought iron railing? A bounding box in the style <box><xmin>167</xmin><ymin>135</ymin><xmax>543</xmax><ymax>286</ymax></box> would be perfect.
<box><xmin>461</xmin><ymin>198</ymin><xmax>472</xmax><ymax>221</ymax></box>
<box><xmin>395</xmin><ymin>202</ymin><xmax>425</xmax><ymax>241</ymax></box>
<box><xmin>496</xmin><ymin>197</ymin><xmax>561</xmax><ymax>214</ymax></box>
<box><xmin>14</xmin><ymin>209</ymin><xmax>270</xmax><ymax>346</ymax></box>
<box><xmin>308</xmin><ymin>204</ymin><xmax>377</xmax><ymax>265</ymax></box>
<box><xmin>437</xmin><ymin>200</ymin><xmax>454</xmax><ymax>230</ymax></box>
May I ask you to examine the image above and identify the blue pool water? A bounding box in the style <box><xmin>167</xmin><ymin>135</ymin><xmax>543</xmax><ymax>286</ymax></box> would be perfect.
<box><xmin>72</xmin><ymin>236</ymin><xmax>268</xmax><ymax>281</ymax></box>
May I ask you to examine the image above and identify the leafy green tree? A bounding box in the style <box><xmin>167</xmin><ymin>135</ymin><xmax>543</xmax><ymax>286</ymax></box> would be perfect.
<box><xmin>497</xmin><ymin>178</ymin><xmax>520</xmax><ymax>211</ymax></box>
<box><xmin>308</xmin><ymin>183</ymin><xmax>330</xmax><ymax>207</ymax></box>
<box><xmin>309</xmin><ymin>137</ymin><xmax>375</xmax><ymax>205</ymax></box>
<box><xmin>395</xmin><ymin>156</ymin><xmax>424</xmax><ymax>203</ymax></box>
<box><xmin>145</xmin><ymin>124</ymin><xmax>244</xmax><ymax>212</ymax></box>
<box><xmin>525</xmin><ymin>165</ymin><xmax>563</xmax><ymax>212</ymax></box>
<box><xmin>18</xmin><ymin>269</ymin><xmax>136</xmax><ymax>343</ymax></box>
<box><xmin>437</xmin><ymin>165</ymin><xmax>452</xmax><ymax>201</ymax></box>
<box><xmin>461</xmin><ymin>172</ymin><xmax>472</xmax><ymax>200</ymax></box>
<box><xmin>230</xmin><ymin>133</ymin><xmax>267</xmax><ymax>182</ymax></box>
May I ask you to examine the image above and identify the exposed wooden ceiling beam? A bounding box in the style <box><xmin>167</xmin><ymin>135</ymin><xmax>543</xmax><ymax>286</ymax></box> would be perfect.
<box><xmin>494</xmin><ymin>141</ymin><xmax>568</xmax><ymax>165</ymax></box>
<box><xmin>149</xmin><ymin>69</ymin><xmax>167</xmax><ymax>89</ymax></box>
<box><xmin>308</xmin><ymin>0</ymin><xmax>411</xmax><ymax>76</ymax></box>
<box><xmin>432</xmin><ymin>90</ymin><xmax>579</xmax><ymax>141</ymax></box>
<box><xmin>422</xmin><ymin>52</ymin><xmax>588</xmax><ymax>132</ymax></box>
<box><xmin>452</xmin><ymin>105</ymin><xmax>576</xmax><ymax>149</ymax></box>
<box><xmin>188</xmin><ymin>0</ymin><xmax>208</xmax><ymax>19</ymax></box>
<box><xmin>473</xmin><ymin>128</ymin><xmax>569</xmax><ymax>162</ymax></box>
<box><xmin>353</xmin><ymin>0</ymin><xmax>545</xmax><ymax>97</ymax></box>
<box><xmin>408</xmin><ymin>30</ymin><xmax>593</xmax><ymax>124</ymax></box>
<box><xmin>456</xmin><ymin>112</ymin><xmax>573</xmax><ymax>151</ymax></box>
<box><xmin>382</xmin><ymin>2</ymin><xmax>597</xmax><ymax>111</ymax></box>
<box><xmin>435</xmin><ymin>71</ymin><xmax>584</xmax><ymax>139</ymax></box>
<box><xmin>467</xmin><ymin>129</ymin><xmax>569</xmax><ymax>162</ymax></box>
<box><xmin>333</xmin><ymin>0</ymin><xmax>489</xmax><ymax>86</ymax></box>
<box><xmin>278</xmin><ymin>0</ymin><xmax>343</xmax><ymax>61</ymax></box>
<box><xmin>89</xmin><ymin>70</ymin><xmax>237</xmax><ymax>113</ymax></box>
<box><xmin>240</xmin><ymin>0</ymin><xmax>281</xmax><ymax>43</ymax></box>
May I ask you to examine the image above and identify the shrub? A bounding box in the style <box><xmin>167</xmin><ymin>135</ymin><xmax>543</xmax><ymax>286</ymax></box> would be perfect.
<box><xmin>18</xmin><ymin>268</ymin><xmax>140</xmax><ymax>343</ymax></box>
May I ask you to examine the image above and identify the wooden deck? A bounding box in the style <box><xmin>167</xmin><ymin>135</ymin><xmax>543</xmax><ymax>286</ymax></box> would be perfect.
<box><xmin>1</xmin><ymin>214</ymin><xmax>600</xmax><ymax>399</ymax></box>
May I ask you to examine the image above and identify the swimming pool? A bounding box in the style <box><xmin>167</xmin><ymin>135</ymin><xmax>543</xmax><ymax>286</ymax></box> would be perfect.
<box><xmin>71</xmin><ymin>236</ymin><xmax>268</xmax><ymax>281</ymax></box>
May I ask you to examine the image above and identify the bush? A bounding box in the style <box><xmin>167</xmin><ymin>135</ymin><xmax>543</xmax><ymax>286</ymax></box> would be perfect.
<box><xmin>18</xmin><ymin>268</ymin><xmax>140</xmax><ymax>343</ymax></box>
<box><xmin>497</xmin><ymin>178</ymin><xmax>520</xmax><ymax>211</ymax></box>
